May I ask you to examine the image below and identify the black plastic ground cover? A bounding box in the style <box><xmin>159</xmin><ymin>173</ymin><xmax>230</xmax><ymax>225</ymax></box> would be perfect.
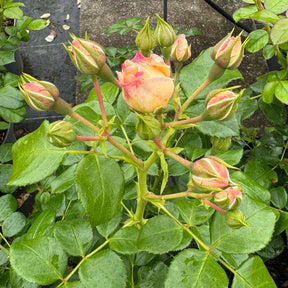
<box><xmin>17</xmin><ymin>0</ymin><xmax>80</xmax><ymax>132</ymax></box>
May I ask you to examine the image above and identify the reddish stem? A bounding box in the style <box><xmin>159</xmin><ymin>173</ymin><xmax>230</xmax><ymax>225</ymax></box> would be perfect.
<box><xmin>154</xmin><ymin>137</ymin><xmax>192</xmax><ymax>169</ymax></box>
<box><xmin>201</xmin><ymin>198</ymin><xmax>226</xmax><ymax>214</ymax></box>
<box><xmin>91</xmin><ymin>75</ymin><xmax>107</xmax><ymax>125</ymax></box>
<box><xmin>77</xmin><ymin>136</ymin><xmax>103</xmax><ymax>142</ymax></box>
<box><xmin>163</xmin><ymin>115</ymin><xmax>202</xmax><ymax>128</ymax></box>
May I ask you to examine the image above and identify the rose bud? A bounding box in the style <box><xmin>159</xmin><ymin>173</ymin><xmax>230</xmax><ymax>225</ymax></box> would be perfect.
<box><xmin>210</xmin><ymin>136</ymin><xmax>232</xmax><ymax>154</ymax></box>
<box><xmin>154</xmin><ymin>13</ymin><xmax>176</xmax><ymax>59</ymax></box>
<box><xmin>117</xmin><ymin>51</ymin><xmax>174</xmax><ymax>113</ymax></box>
<box><xmin>211</xmin><ymin>31</ymin><xmax>246</xmax><ymax>70</ymax></box>
<box><xmin>202</xmin><ymin>89</ymin><xmax>242</xmax><ymax>121</ymax></box>
<box><xmin>136</xmin><ymin>114</ymin><xmax>161</xmax><ymax>140</ymax></box>
<box><xmin>65</xmin><ymin>34</ymin><xmax>106</xmax><ymax>75</ymax></box>
<box><xmin>19</xmin><ymin>74</ymin><xmax>59</xmax><ymax>112</ymax></box>
<box><xmin>47</xmin><ymin>120</ymin><xmax>76</xmax><ymax>148</ymax></box>
<box><xmin>214</xmin><ymin>186</ymin><xmax>242</xmax><ymax>210</ymax></box>
<box><xmin>225</xmin><ymin>209</ymin><xmax>249</xmax><ymax>229</ymax></box>
<box><xmin>191</xmin><ymin>156</ymin><xmax>230</xmax><ymax>192</ymax></box>
<box><xmin>155</xmin><ymin>13</ymin><xmax>176</xmax><ymax>48</ymax></box>
<box><xmin>135</xmin><ymin>17</ymin><xmax>155</xmax><ymax>57</ymax></box>
<box><xmin>171</xmin><ymin>34</ymin><xmax>191</xmax><ymax>63</ymax></box>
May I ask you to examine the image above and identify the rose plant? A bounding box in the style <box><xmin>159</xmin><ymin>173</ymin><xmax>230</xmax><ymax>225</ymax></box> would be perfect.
<box><xmin>0</xmin><ymin>14</ymin><xmax>279</xmax><ymax>287</ymax></box>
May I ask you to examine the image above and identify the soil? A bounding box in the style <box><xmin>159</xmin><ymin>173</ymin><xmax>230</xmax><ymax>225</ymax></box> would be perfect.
<box><xmin>266</xmin><ymin>247</ymin><xmax>288</xmax><ymax>287</ymax></box>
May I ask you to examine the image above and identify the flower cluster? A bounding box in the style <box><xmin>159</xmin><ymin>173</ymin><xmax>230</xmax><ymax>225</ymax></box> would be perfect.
<box><xmin>18</xmin><ymin>14</ymin><xmax>248</xmax><ymax>229</ymax></box>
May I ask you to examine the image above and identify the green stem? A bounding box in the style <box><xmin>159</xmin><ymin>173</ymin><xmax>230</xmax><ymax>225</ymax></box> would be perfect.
<box><xmin>0</xmin><ymin>244</ymin><xmax>9</xmax><ymax>255</ymax></box>
<box><xmin>58</xmin><ymin>239</ymin><xmax>110</xmax><ymax>286</ymax></box>
<box><xmin>178</xmin><ymin>78</ymin><xmax>211</xmax><ymax>118</ymax></box>
<box><xmin>145</xmin><ymin>191</ymin><xmax>213</xmax><ymax>201</ymax></box>
<box><xmin>154</xmin><ymin>138</ymin><xmax>192</xmax><ymax>169</ymax></box>
<box><xmin>163</xmin><ymin>115</ymin><xmax>202</xmax><ymax>128</ymax></box>
<box><xmin>69</xmin><ymin>110</ymin><xmax>100</xmax><ymax>133</ymax></box>
<box><xmin>156</xmin><ymin>203</ymin><xmax>244</xmax><ymax>281</ymax></box>
<box><xmin>0</xmin><ymin>232</ymin><xmax>10</xmax><ymax>248</ymax></box>
<box><xmin>65</xmin><ymin>150</ymin><xmax>95</xmax><ymax>155</ymax></box>
<box><xmin>134</xmin><ymin>169</ymin><xmax>148</xmax><ymax>226</ymax></box>
<box><xmin>77</xmin><ymin>136</ymin><xmax>104</xmax><ymax>142</ymax></box>
<box><xmin>105</xmin><ymin>133</ymin><xmax>144</xmax><ymax>169</ymax></box>
<box><xmin>91</xmin><ymin>75</ymin><xmax>108</xmax><ymax>125</ymax></box>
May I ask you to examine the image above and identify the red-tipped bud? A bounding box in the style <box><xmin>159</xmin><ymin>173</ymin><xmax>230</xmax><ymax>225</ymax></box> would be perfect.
<box><xmin>19</xmin><ymin>74</ymin><xmax>59</xmax><ymax>112</ymax></box>
<box><xmin>171</xmin><ymin>34</ymin><xmax>191</xmax><ymax>63</ymax></box>
<box><xmin>202</xmin><ymin>89</ymin><xmax>242</xmax><ymax>121</ymax></box>
<box><xmin>135</xmin><ymin>17</ymin><xmax>155</xmax><ymax>57</ymax></box>
<box><xmin>225</xmin><ymin>209</ymin><xmax>249</xmax><ymax>229</ymax></box>
<box><xmin>211</xmin><ymin>31</ymin><xmax>246</xmax><ymax>70</ymax></box>
<box><xmin>214</xmin><ymin>186</ymin><xmax>242</xmax><ymax>210</ymax></box>
<box><xmin>47</xmin><ymin>120</ymin><xmax>76</xmax><ymax>147</ymax></box>
<box><xmin>191</xmin><ymin>156</ymin><xmax>230</xmax><ymax>192</ymax></box>
<box><xmin>65</xmin><ymin>34</ymin><xmax>106</xmax><ymax>75</ymax></box>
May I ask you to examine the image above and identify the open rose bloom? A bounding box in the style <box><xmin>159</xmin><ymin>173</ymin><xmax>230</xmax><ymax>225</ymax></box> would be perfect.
<box><xmin>117</xmin><ymin>51</ymin><xmax>174</xmax><ymax>113</ymax></box>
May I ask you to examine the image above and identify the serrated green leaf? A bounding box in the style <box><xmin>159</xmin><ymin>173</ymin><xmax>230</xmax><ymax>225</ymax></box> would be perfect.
<box><xmin>270</xmin><ymin>186</ymin><xmax>287</xmax><ymax>209</ymax></box>
<box><xmin>75</xmin><ymin>155</ymin><xmax>124</xmax><ymax>226</ymax></box>
<box><xmin>87</xmin><ymin>82</ymin><xmax>119</xmax><ymax>104</ymax></box>
<box><xmin>215</xmin><ymin>149</ymin><xmax>243</xmax><ymax>166</ymax></box>
<box><xmin>165</xmin><ymin>249</ymin><xmax>228</xmax><ymax>288</ymax></box>
<box><xmin>27</xmin><ymin>19</ymin><xmax>47</xmax><ymax>30</ymax></box>
<box><xmin>275</xmin><ymin>80</ymin><xmax>288</xmax><ymax>104</ymax></box>
<box><xmin>246</xmin><ymin>30</ymin><xmax>269</xmax><ymax>52</ymax></box>
<box><xmin>0</xmin><ymin>194</ymin><xmax>17</xmax><ymax>221</ymax></box>
<box><xmin>230</xmin><ymin>171</ymin><xmax>271</xmax><ymax>204</ymax></box>
<box><xmin>250</xmin><ymin>10</ymin><xmax>279</xmax><ymax>23</ymax></box>
<box><xmin>10</xmin><ymin>236</ymin><xmax>68</xmax><ymax>285</ymax></box>
<box><xmin>262</xmin><ymin>81</ymin><xmax>277</xmax><ymax>103</ymax></box>
<box><xmin>232</xmin><ymin>256</ymin><xmax>277</xmax><ymax>287</ymax></box>
<box><xmin>97</xmin><ymin>212</ymin><xmax>122</xmax><ymax>238</ymax></box>
<box><xmin>54</xmin><ymin>219</ymin><xmax>93</xmax><ymax>256</ymax></box>
<box><xmin>3</xmin><ymin>7</ymin><xmax>23</xmax><ymax>19</ymax></box>
<box><xmin>138</xmin><ymin>215</ymin><xmax>182</xmax><ymax>254</ymax></box>
<box><xmin>0</xmin><ymin>164</ymin><xmax>17</xmax><ymax>193</ymax></box>
<box><xmin>271</xmin><ymin>19</ymin><xmax>288</xmax><ymax>45</ymax></box>
<box><xmin>264</xmin><ymin>0</ymin><xmax>288</xmax><ymax>14</ymax></box>
<box><xmin>210</xmin><ymin>195</ymin><xmax>276</xmax><ymax>254</ymax></box>
<box><xmin>244</xmin><ymin>159</ymin><xmax>278</xmax><ymax>189</ymax></box>
<box><xmin>176</xmin><ymin>198</ymin><xmax>214</xmax><ymax>226</ymax></box>
<box><xmin>137</xmin><ymin>261</ymin><xmax>168</xmax><ymax>288</ymax></box>
<box><xmin>79</xmin><ymin>249</ymin><xmax>127</xmax><ymax>288</ymax></box>
<box><xmin>259</xmin><ymin>98</ymin><xmax>286</xmax><ymax>125</ymax></box>
<box><xmin>50</xmin><ymin>164</ymin><xmax>76</xmax><ymax>194</ymax></box>
<box><xmin>233</xmin><ymin>5</ymin><xmax>258</xmax><ymax>22</ymax></box>
<box><xmin>110</xmin><ymin>226</ymin><xmax>141</xmax><ymax>254</ymax></box>
<box><xmin>2</xmin><ymin>211</ymin><xmax>27</xmax><ymax>237</ymax></box>
<box><xmin>9</xmin><ymin>121</ymin><xmax>66</xmax><ymax>186</ymax></box>
<box><xmin>196</xmin><ymin>118</ymin><xmax>239</xmax><ymax>138</ymax></box>
<box><xmin>26</xmin><ymin>209</ymin><xmax>56</xmax><ymax>239</ymax></box>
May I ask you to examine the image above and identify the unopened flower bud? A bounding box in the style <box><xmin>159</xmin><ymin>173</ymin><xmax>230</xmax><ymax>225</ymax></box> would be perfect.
<box><xmin>191</xmin><ymin>156</ymin><xmax>230</xmax><ymax>192</ymax></box>
<box><xmin>19</xmin><ymin>74</ymin><xmax>59</xmax><ymax>112</ymax></box>
<box><xmin>136</xmin><ymin>114</ymin><xmax>161</xmax><ymax>140</ymax></box>
<box><xmin>171</xmin><ymin>34</ymin><xmax>191</xmax><ymax>63</ymax></box>
<box><xmin>47</xmin><ymin>120</ymin><xmax>76</xmax><ymax>147</ymax></box>
<box><xmin>154</xmin><ymin>13</ymin><xmax>176</xmax><ymax>59</ymax></box>
<box><xmin>65</xmin><ymin>34</ymin><xmax>106</xmax><ymax>75</ymax></box>
<box><xmin>214</xmin><ymin>186</ymin><xmax>242</xmax><ymax>210</ymax></box>
<box><xmin>202</xmin><ymin>89</ymin><xmax>241</xmax><ymax>121</ymax></box>
<box><xmin>225</xmin><ymin>209</ymin><xmax>249</xmax><ymax>229</ymax></box>
<box><xmin>135</xmin><ymin>17</ymin><xmax>155</xmax><ymax>57</ymax></box>
<box><xmin>211</xmin><ymin>136</ymin><xmax>232</xmax><ymax>154</ymax></box>
<box><xmin>155</xmin><ymin>14</ymin><xmax>176</xmax><ymax>48</ymax></box>
<box><xmin>211</xmin><ymin>31</ymin><xmax>246</xmax><ymax>70</ymax></box>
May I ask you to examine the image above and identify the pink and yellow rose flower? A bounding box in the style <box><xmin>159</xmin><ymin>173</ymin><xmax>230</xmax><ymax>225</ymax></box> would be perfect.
<box><xmin>117</xmin><ymin>51</ymin><xmax>174</xmax><ymax>113</ymax></box>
